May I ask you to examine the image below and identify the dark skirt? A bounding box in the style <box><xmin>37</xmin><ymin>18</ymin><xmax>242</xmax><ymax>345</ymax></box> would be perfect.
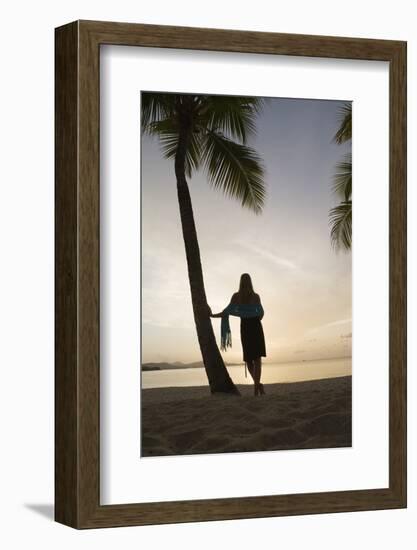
<box><xmin>240</xmin><ymin>317</ymin><xmax>266</xmax><ymax>362</ymax></box>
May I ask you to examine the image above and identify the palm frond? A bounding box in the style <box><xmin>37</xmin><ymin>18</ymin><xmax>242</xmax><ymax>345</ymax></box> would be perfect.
<box><xmin>201</xmin><ymin>96</ymin><xmax>265</xmax><ymax>143</ymax></box>
<box><xmin>329</xmin><ymin>201</ymin><xmax>352</xmax><ymax>251</ymax></box>
<box><xmin>149</xmin><ymin>118</ymin><xmax>203</xmax><ymax>177</ymax></box>
<box><xmin>141</xmin><ymin>93</ymin><xmax>176</xmax><ymax>133</ymax></box>
<box><xmin>333</xmin><ymin>103</ymin><xmax>352</xmax><ymax>144</ymax></box>
<box><xmin>202</xmin><ymin>130</ymin><xmax>266</xmax><ymax>213</ymax></box>
<box><xmin>332</xmin><ymin>154</ymin><xmax>352</xmax><ymax>201</ymax></box>
<box><xmin>142</xmin><ymin>93</ymin><xmax>267</xmax><ymax>207</ymax></box>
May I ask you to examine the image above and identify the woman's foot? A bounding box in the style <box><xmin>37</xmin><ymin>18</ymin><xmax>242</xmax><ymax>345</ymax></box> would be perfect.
<box><xmin>254</xmin><ymin>383</ymin><xmax>265</xmax><ymax>396</ymax></box>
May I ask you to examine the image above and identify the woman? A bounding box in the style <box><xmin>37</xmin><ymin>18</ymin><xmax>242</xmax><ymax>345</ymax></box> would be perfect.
<box><xmin>210</xmin><ymin>273</ymin><xmax>266</xmax><ymax>396</ymax></box>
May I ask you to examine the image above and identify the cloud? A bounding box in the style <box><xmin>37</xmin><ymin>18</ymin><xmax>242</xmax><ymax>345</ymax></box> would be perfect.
<box><xmin>306</xmin><ymin>318</ymin><xmax>352</xmax><ymax>336</ymax></box>
<box><xmin>324</xmin><ymin>318</ymin><xmax>352</xmax><ymax>328</ymax></box>
<box><xmin>234</xmin><ymin>240</ymin><xmax>298</xmax><ymax>271</ymax></box>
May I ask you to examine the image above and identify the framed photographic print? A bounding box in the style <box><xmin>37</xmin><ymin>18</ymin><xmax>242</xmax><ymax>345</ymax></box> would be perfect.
<box><xmin>55</xmin><ymin>20</ymin><xmax>407</xmax><ymax>528</ymax></box>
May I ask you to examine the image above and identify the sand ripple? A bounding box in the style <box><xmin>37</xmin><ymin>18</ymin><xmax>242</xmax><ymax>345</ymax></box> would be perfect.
<box><xmin>141</xmin><ymin>376</ymin><xmax>352</xmax><ymax>457</ymax></box>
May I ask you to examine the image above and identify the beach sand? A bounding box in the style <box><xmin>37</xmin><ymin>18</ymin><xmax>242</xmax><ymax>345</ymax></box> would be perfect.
<box><xmin>141</xmin><ymin>375</ymin><xmax>352</xmax><ymax>457</ymax></box>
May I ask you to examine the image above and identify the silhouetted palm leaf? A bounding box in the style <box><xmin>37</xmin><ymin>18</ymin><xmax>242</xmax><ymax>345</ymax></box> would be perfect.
<box><xmin>329</xmin><ymin>201</ymin><xmax>352</xmax><ymax>251</ymax></box>
<box><xmin>141</xmin><ymin>93</ymin><xmax>175</xmax><ymax>133</ymax></box>
<box><xmin>202</xmin><ymin>96</ymin><xmax>265</xmax><ymax>143</ymax></box>
<box><xmin>332</xmin><ymin>154</ymin><xmax>352</xmax><ymax>202</ymax></box>
<box><xmin>141</xmin><ymin>92</ymin><xmax>266</xmax><ymax>212</ymax></box>
<box><xmin>333</xmin><ymin>103</ymin><xmax>352</xmax><ymax>144</ymax></box>
<box><xmin>202</xmin><ymin>130</ymin><xmax>265</xmax><ymax>213</ymax></box>
<box><xmin>149</xmin><ymin>118</ymin><xmax>203</xmax><ymax>177</ymax></box>
<box><xmin>330</xmin><ymin>102</ymin><xmax>352</xmax><ymax>251</ymax></box>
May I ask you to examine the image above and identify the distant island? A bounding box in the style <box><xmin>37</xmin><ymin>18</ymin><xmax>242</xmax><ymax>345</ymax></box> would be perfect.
<box><xmin>142</xmin><ymin>361</ymin><xmax>243</xmax><ymax>372</ymax></box>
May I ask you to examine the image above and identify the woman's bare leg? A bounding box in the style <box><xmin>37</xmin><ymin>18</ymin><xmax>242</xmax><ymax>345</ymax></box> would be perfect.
<box><xmin>253</xmin><ymin>358</ymin><xmax>265</xmax><ymax>395</ymax></box>
<box><xmin>253</xmin><ymin>358</ymin><xmax>261</xmax><ymax>385</ymax></box>
<box><xmin>246</xmin><ymin>360</ymin><xmax>255</xmax><ymax>382</ymax></box>
<box><xmin>252</xmin><ymin>358</ymin><xmax>259</xmax><ymax>395</ymax></box>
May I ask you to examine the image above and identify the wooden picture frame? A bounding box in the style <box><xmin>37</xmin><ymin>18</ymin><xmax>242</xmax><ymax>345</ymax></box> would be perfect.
<box><xmin>55</xmin><ymin>20</ymin><xmax>407</xmax><ymax>529</ymax></box>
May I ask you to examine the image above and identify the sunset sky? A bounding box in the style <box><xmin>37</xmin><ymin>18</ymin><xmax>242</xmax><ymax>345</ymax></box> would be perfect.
<box><xmin>141</xmin><ymin>96</ymin><xmax>352</xmax><ymax>364</ymax></box>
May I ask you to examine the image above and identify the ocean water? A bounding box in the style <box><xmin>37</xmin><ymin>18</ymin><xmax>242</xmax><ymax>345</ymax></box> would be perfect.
<box><xmin>141</xmin><ymin>357</ymin><xmax>352</xmax><ymax>389</ymax></box>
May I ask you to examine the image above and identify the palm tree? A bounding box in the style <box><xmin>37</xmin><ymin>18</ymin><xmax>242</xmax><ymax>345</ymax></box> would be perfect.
<box><xmin>141</xmin><ymin>93</ymin><xmax>266</xmax><ymax>394</ymax></box>
<box><xmin>329</xmin><ymin>103</ymin><xmax>352</xmax><ymax>251</ymax></box>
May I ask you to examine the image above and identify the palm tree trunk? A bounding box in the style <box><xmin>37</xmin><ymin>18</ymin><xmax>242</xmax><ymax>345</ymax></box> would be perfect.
<box><xmin>174</xmin><ymin>119</ymin><xmax>239</xmax><ymax>394</ymax></box>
